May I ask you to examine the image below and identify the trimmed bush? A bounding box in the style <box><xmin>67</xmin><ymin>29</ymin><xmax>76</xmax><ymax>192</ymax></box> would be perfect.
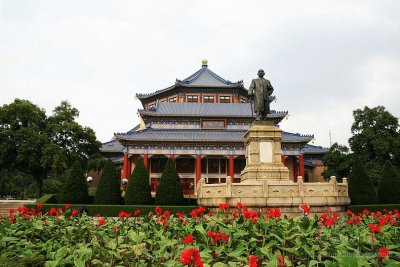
<box><xmin>378</xmin><ymin>161</ymin><xmax>400</xmax><ymax>204</ymax></box>
<box><xmin>348</xmin><ymin>158</ymin><xmax>377</xmax><ymax>205</ymax></box>
<box><xmin>95</xmin><ymin>160</ymin><xmax>123</xmax><ymax>205</ymax></box>
<box><xmin>61</xmin><ymin>161</ymin><xmax>89</xmax><ymax>204</ymax></box>
<box><xmin>125</xmin><ymin>157</ymin><xmax>152</xmax><ymax>205</ymax></box>
<box><xmin>155</xmin><ymin>158</ymin><xmax>184</xmax><ymax>205</ymax></box>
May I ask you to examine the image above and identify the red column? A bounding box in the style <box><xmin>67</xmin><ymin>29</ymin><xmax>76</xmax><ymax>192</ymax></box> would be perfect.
<box><xmin>229</xmin><ymin>155</ymin><xmax>234</xmax><ymax>182</ymax></box>
<box><xmin>299</xmin><ymin>154</ymin><xmax>305</xmax><ymax>181</ymax></box>
<box><xmin>196</xmin><ymin>154</ymin><xmax>201</xmax><ymax>184</ymax></box>
<box><xmin>281</xmin><ymin>155</ymin><xmax>286</xmax><ymax>165</ymax></box>
<box><xmin>143</xmin><ymin>154</ymin><xmax>149</xmax><ymax>170</ymax></box>
<box><xmin>127</xmin><ymin>157</ymin><xmax>132</xmax><ymax>178</ymax></box>
<box><xmin>170</xmin><ymin>153</ymin><xmax>174</xmax><ymax>160</ymax></box>
<box><xmin>123</xmin><ymin>152</ymin><xmax>129</xmax><ymax>179</ymax></box>
<box><xmin>293</xmin><ymin>156</ymin><xmax>298</xmax><ymax>182</ymax></box>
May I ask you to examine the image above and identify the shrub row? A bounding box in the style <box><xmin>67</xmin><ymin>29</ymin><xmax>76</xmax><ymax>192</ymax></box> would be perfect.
<box><xmin>25</xmin><ymin>203</ymin><xmax>199</xmax><ymax>217</ymax></box>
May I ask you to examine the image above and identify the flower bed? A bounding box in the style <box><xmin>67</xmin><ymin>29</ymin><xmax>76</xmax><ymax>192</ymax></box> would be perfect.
<box><xmin>0</xmin><ymin>203</ymin><xmax>399</xmax><ymax>266</ymax></box>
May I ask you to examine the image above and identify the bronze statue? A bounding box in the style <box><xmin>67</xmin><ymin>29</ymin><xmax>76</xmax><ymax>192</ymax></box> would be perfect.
<box><xmin>248</xmin><ymin>69</ymin><xmax>275</xmax><ymax>121</ymax></box>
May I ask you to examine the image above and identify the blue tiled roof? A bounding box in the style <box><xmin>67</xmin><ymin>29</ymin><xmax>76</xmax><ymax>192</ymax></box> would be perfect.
<box><xmin>136</xmin><ymin>64</ymin><xmax>243</xmax><ymax>100</ymax></box>
<box><xmin>114</xmin><ymin>128</ymin><xmax>313</xmax><ymax>143</ymax></box>
<box><xmin>302</xmin><ymin>144</ymin><xmax>329</xmax><ymax>154</ymax></box>
<box><xmin>100</xmin><ymin>139</ymin><xmax>124</xmax><ymax>153</ymax></box>
<box><xmin>139</xmin><ymin>102</ymin><xmax>288</xmax><ymax>118</ymax></box>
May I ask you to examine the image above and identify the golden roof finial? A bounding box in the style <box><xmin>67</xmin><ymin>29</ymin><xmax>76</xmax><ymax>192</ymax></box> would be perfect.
<box><xmin>202</xmin><ymin>59</ymin><xmax>208</xmax><ymax>66</ymax></box>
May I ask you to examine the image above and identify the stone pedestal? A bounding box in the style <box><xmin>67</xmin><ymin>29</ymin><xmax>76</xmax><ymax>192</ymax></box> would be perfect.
<box><xmin>240</xmin><ymin>121</ymin><xmax>289</xmax><ymax>181</ymax></box>
<box><xmin>196</xmin><ymin>119</ymin><xmax>351</xmax><ymax>216</ymax></box>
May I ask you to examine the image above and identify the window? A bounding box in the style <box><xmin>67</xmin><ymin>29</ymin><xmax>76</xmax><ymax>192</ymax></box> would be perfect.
<box><xmin>150</xmin><ymin>157</ymin><xmax>168</xmax><ymax>173</ymax></box>
<box><xmin>203</xmin><ymin>95</ymin><xmax>214</xmax><ymax>103</ymax></box>
<box><xmin>187</xmin><ymin>95</ymin><xmax>198</xmax><ymax>102</ymax></box>
<box><xmin>220</xmin><ymin>96</ymin><xmax>231</xmax><ymax>103</ymax></box>
<box><xmin>169</xmin><ymin>97</ymin><xmax>177</xmax><ymax>102</ymax></box>
<box><xmin>176</xmin><ymin>158</ymin><xmax>195</xmax><ymax>173</ymax></box>
<box><xmin>240</xmin><ymin>97</ymin><xmax>248</xmax><ymax>103</ymax></box>
<box><xmin>147</xmin><ymin>103</ymin><xmax>155</xmax><ymax>109</ymax></box>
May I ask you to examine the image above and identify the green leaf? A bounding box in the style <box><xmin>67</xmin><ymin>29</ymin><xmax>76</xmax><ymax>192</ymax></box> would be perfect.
<box><xmin>74</xmin><ymin>258</ymin><xmax>86</xmax><ymax>267</ymax></box>
<box><xmin>1</xmin><ymin>237</ymin><xmax>20</xmax><ymax>242</ymax></box>
<box><xmin>213</xmin><ymin>263</ymin><xmax>229</xmax><ymax>267</ymax></box>
<box><xmin>55</xmin><ymin>247</ymin><xmax>68</xmax><ymax>261</ymax></box>
<box><xmin>195</xmin><ymin>224</ymin><xmax>206</xmax><ymax>235</ymax></box>
<box><xmin>309</xmin><ymin>260</ymin><xmax>320</xmax><ymax>266</ymax></box>
<box><xmin>227</xmin><ymin>248</ymin><xmax>244</xmax><ymax>258</ymax></box>
<box><xmin>44</xmin><ymin>261</ymin><xmax>59</xmax><ymax>267</ymax></box>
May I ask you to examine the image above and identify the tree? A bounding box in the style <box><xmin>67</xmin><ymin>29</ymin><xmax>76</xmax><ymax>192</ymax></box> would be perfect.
<box><xmin>125</xmin><ymin>157</ymin><xmax>152</xmax><ymax>205</ymax></box>
<box><xmin>349</xmin><ymin>106</ymin><xmax>400</xmax><ymax>183</ymax></box>
<box><xmin>155</xmin><ymin>159</ymin><xmax>184</xmax><ymax>205</ymax></box>
<box><xmin>321</xmin><ymin>143</ymin><xmax>352</xmax><ymax>180</ymax></box>
<box><xmin>62</xmin><ymin>161</ymin><xmax>89</xmax><ymax>204</ymax></box>
<box><xmin>0</xmin><ymin>99</ymin><xmax>48</xmax><ymax>195</ymax></box>
<box><xmin>0</xmin><ymin>99</ymin><xmax>101</xmax><ymax>196</ymax></box>
<box><xmin>95</xmin><ymin>160</ymin><xmax>122</xmax><ymax>204</ymax></box>
<box><xmin>348</xmin><ymin>158</ymin><xmax>377</xmax><ymax>205</ymax></box>
<box><xmin>378</xmin><ymin>161</ymin><xmax>400</xmax><ymax>204</ymax></box>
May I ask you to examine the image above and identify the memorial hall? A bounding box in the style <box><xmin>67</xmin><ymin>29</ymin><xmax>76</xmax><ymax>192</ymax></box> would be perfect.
<box><xmin>100</xmin><ymin>60</ymin><xmax>328</xmax><ymax>197</ymax></box>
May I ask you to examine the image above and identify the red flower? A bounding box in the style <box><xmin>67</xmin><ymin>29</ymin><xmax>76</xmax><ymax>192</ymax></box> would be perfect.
<box><xmin>183</xmin><ymin>234</ymin><xmax>194</xmax><ymax>244</ymax></box>
<box><xmin>196</xmin><ymin>206</ymin><xmax>206</xmax><ymax>214</ymax></box>
<box><xmin>65</xmin><ymin>203</ymin><xmax>70</xmax><ymax>210</ymax></box>
<box><xmin>49</xmin><ymin>208</ymin><xmax>57</xmax><ymax>216</ymax></box>
<box><xmin>134</xmin><ymin>209</ymin><xmax>141</xmax><ymax>217</ymax></box>
<box><xmin>37</xmin><ymin>203</ymin><xmax>44</xmax><ymax>210</ymax></box>
<box><xmin>118</xmin><ymin>210</ymin><xmax>131</xmax><ymax>218</ymax></box>
<box><xmin>176</xmin><ymin>212</ymin><xmax>184</xmax><ymax>219</ymax></box>
<box><xmin>369</xmin><ymin>223</ymin><xmax>381</xmax><ymax>233</ymax></box>
<box><xmin>278</xmin><ymin>254</ymin><xmax>284</xmax><ymax>267</ymax></box>
<box><xmin>300</xmin><ymin>204</ymin><xmax>310</xmax><ymax>214</ymax></box>
<box><xmin>190</xmin><ymin>209</ymin><xmax>198</xmax><ymax>217</ymax></box>
<box><xmin>219</xmin><ymin>203</ymin><xmax>230</xmax><ymax>210</ymax></box>
<box><xmin>98</xmin><ymin>218</ymin><xmax>106</xmax><ymax>227</ymax></box>
<box><xmin>113</xmin><ymin>226</ymin><xmax>119</xmax><ymax>233</ymax></box>
<box><xmin>181</xmin><ymin>248</ymin><xmax>203</xmax><ymax>267</ymax></box>
<box><xmin>155</xmin><ymin>206</ymin><xmax>162</xmax><ymax>216</ymax></box>
<box><xmin>379</xmin><ymin>248</ymin><xmax>389</xmax><ymax>259</ymax></box>
<box><xmin>71</xmin><ymin>209</ymin><xmax>79</xmax><ymax>217</ymax></box>
<box><xmin>249</xmin><ymin>255</ymin><xmax>259</xmax><ymax>267</ymax></box>
<box><xmin>267</xmin><ymin>208</ymin><xmax>281</xmax><ymax>219</ymax></box>
<box><xmin>163</xmin><ymin>210</ymin><xmax>171</xmax><ymax>219</ymax></box>
<box><xmin>346</xmin><ymin>209</ymin><xmax>353</xmax><ymax>215</ymax></box>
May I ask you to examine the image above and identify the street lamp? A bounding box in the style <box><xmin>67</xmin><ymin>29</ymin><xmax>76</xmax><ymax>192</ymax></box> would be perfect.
<box><xmin>121</xmin><ymin>178</ymin><xmax>128</xmax><ymax>198</ymax></box>
<box><xmin>86</xmin><ymin>176</ymin><xmax>93</xmax><ymax>185</ymax></box>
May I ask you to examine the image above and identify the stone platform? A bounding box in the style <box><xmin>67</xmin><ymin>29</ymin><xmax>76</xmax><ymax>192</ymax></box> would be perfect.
<box><xmin>196</xmin><ymin>120</ymin><xmax>351</xmax><ymax>215</ymax></box>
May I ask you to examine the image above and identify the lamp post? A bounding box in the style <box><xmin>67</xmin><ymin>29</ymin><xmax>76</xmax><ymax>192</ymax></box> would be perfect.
<box><xmin>121</xmin><ymin>178</ymin><xmax>128</xmax><ymax>198</ymax></box>
<box><xmin>86</xmin><ymin>176</ymin><xmax>93</xmax><ymax>185</ymax></box>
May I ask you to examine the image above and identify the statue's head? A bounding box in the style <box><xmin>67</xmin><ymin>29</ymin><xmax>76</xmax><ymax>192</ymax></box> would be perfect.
<box><xmin>257</xmin><ymin>69</ymin><xmax>265</xmax><ymax>77</ymax></box>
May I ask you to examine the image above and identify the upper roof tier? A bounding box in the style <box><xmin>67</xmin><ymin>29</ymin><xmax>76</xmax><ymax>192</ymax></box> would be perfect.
<box><xmin>136</xmin><ymin>60</ymin><xmax>244</xmax><ymax>100</ymax></box>
<box><xmin>138</xmin><ymin>102</ymin><xmax>287</xmax><ymax>119</ymax></box>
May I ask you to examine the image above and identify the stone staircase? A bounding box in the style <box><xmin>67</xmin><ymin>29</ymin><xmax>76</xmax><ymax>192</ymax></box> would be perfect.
<box><xmin>0</xmin><ymin>200</ymin><xmax>36</xmax><ymax>217</ymax></box>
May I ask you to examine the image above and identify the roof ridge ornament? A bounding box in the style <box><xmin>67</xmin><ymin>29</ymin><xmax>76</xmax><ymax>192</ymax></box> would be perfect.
<box><xmin>202</xmin><ymin>59</ymin><xmax>208</xmax><ymax>67</ymax></box>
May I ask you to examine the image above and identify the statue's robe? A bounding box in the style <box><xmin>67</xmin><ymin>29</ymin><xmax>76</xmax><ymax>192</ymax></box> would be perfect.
<box><xmin>248</xmin><ymin>78</ymin><xmax>274</xmax><ymax>113</ymax></box>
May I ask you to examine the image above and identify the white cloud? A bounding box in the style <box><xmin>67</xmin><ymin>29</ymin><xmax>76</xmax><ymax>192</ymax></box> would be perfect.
<box><xmin>1</xmin><ymin>0</ymin><xmax>399</xmax><ymax>147</ymax></box>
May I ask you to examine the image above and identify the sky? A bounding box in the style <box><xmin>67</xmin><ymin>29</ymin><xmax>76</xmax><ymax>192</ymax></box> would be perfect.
<box><xmin>1</xmin><ymin>0</ymin><xmax>399</xmax><ymax>148</ymax></box>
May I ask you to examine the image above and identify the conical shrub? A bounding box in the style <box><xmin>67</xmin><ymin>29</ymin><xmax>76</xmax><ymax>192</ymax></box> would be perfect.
<box><xmin>125</xmin><ymin>157</ymin><xmax>152</xmax><ymax>205</ymax></box>
<box><xmin>95</xmin><ymin>160</ymin><xmax>122</xmax><ymax>204</ymax></box>
<box><xmin>155</xmin><ymin>158</ymin><xmax>184</xmax><ymax>205</ymax></box>
<box><xmin>62</xmin><ymin>161</ymin><xmax>89</xmax><ymax>204</ymax></box>
<box><xmin>348</xmin><ymin>158</ymin><xmax>377</xmax><ymax>205</ymax></box>
<box><xmin>378</xmin><ymin>161</ymin><xmax>400</xmax><ymax>204</ymax></box>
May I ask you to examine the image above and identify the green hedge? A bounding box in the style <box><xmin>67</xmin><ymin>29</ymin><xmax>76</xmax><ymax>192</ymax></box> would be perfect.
<box><xmin>35</xmin><ymin>194</ymin><xmax>59</xmax><ymax>204</ymax></box>
<box><xmin>347</xmin><ymin>204</ymin><xmax>400</xmax><ymax>213</ymax></box>
<box><xmin>25</xmin><ymin>203</ymin><xmax>199</xmax><ymax>217</ymax></box>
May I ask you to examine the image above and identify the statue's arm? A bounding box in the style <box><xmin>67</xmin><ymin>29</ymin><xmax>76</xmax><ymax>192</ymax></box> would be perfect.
<box><xmin>267</xmin><ymin>81</ymin><xmax>274</xmax><ymax>95</ymax></box>
<box><xmin>248</xmin><ymin>80</ymin><xmax>255</xmax><ymax>95</ymax></box>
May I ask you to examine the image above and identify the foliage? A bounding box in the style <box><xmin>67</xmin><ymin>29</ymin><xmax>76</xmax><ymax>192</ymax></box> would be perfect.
<box><xmin>42</xmin><ymin>179</ymin><xmax>64</xmax><ymax>195</ymax></box>
<box><xmin>95</xmin><ymin>160</ymin><xmax>122</xmax><ymax>205</ymax></box>
<box><xmin>347</xmin><ymin>204</ymin><xmax>400</xmax><ymax>213</ymax></box>
<box><xmin>348</xmin><ymin>158</ymin><xmax>378</xmax><ymax>205</ymax></box>
<box><xmin>378</xmin><ymin>161</ymin><xmax>400</xmax><ymax>204</ymax></box>
<box><xmin>61</xmin><ymin>161</ymin><xmax>89</xmax><ymax>204</ymax></box>
<box><xmin>86</xmin><ymin>154</ymin><xmax>107</xmax><ymax>172</ymax></box>
<box><xmin>321</xmin><ymin>142</ymin><xmax>352</xmax><ymax>180</ymax></box>
<box><xmin>1</xmin><ymin>204</ymin><xmax>400</xmax><ymax>266</ymax></box>
<box><xmin>0</xmin><ymin>99</ymin><xmax>101</xmax><ymax>196</ymax></box>
<box><xmin>155</xmin><ymin>159</ymin><xmax>184</xmax><ymax>206</ymax></box>
<box><xmin>349</xmin><ymin>106</ymin><xmax>400</xmax><ymax>184</ymax></box>
<box><xmin>0</xmin><ymin>169</ymin><xmax>34</xmax><ymax>198</ymax></box>
<box><xmin>125</xmin><ymin>157</ymin><xmax>152</xmax><ymax>205</ymax></box>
